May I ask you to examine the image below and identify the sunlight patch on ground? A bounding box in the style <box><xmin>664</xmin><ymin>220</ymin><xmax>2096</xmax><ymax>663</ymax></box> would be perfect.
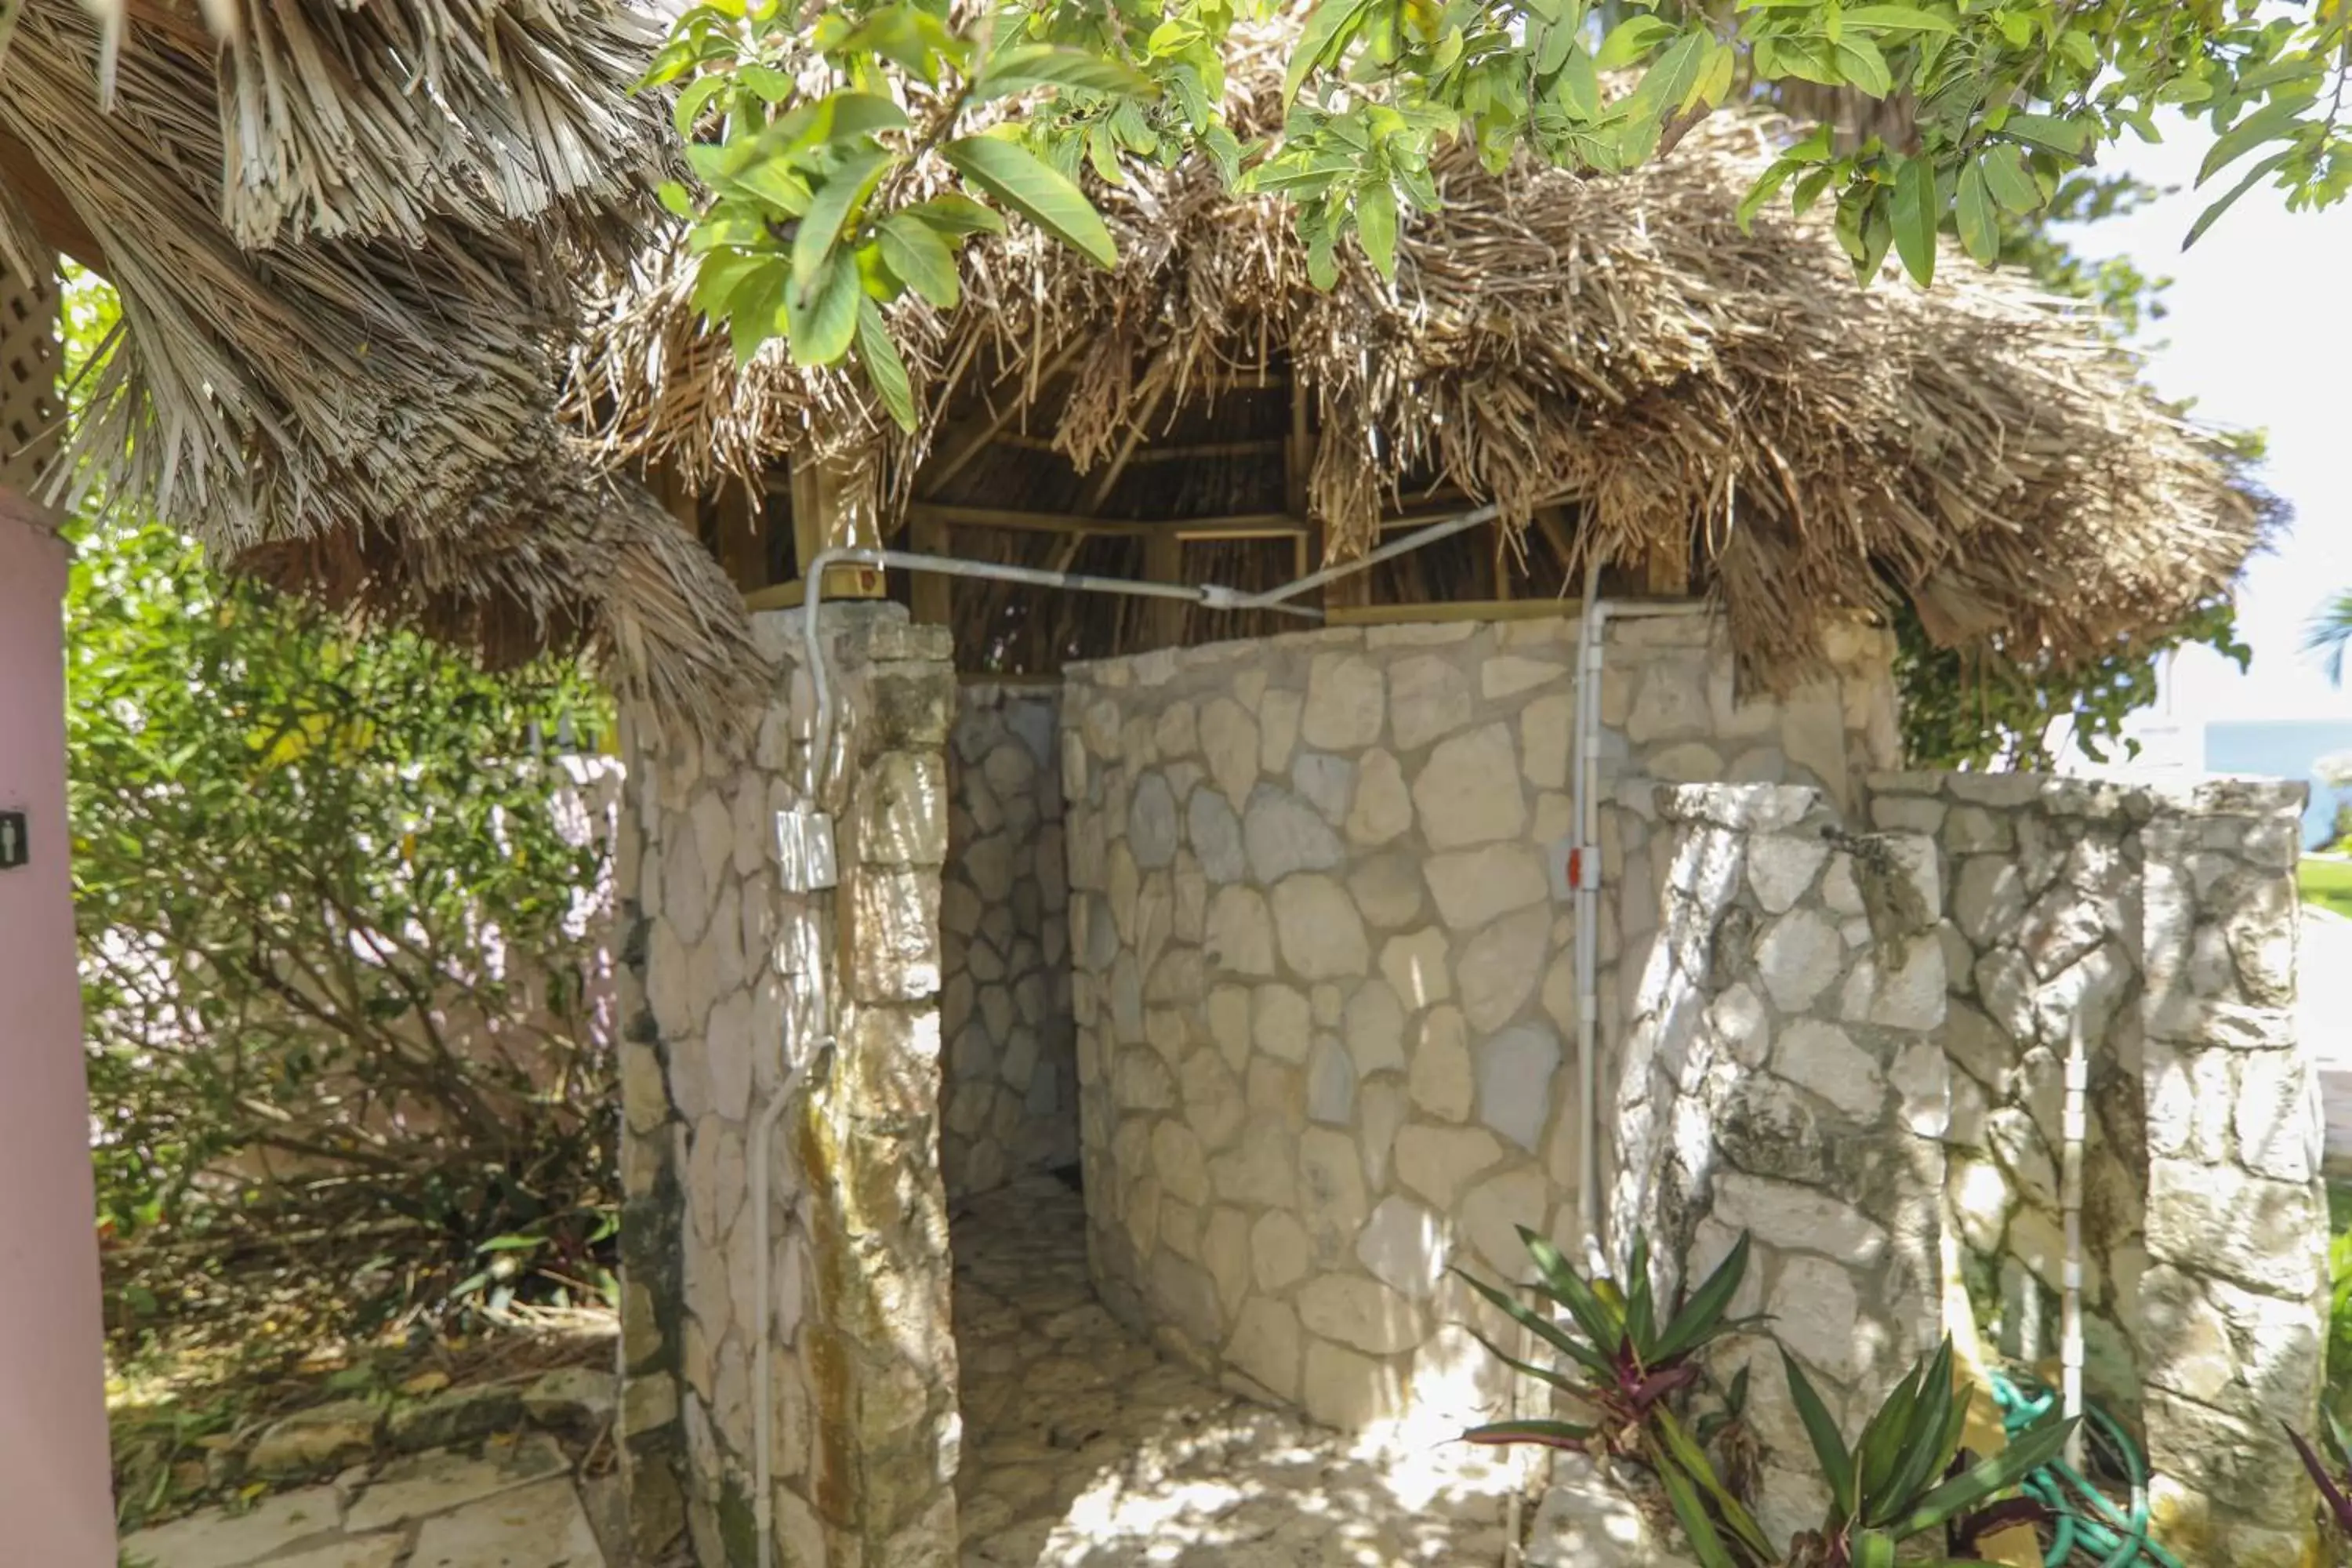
<box><xmin>953</xmin><ymin>1177</ymin><xmax>1519</xmax><ymax>1567</ymax></box>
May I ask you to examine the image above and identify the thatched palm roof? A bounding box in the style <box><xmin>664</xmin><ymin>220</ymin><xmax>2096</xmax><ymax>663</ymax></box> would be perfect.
<box><xmin>0</xmin><ymin>0</ymin><xmax>762</xmax><ymax>735</ymax></box>
<box><xmin>574</xmin><ymin>49</ymin><xmax>2271</xmax><ymax>684</ymax></box>
<box><xmin>5</xmin><ymin>9</ymin><xmax>2269</xmax><ymax>710</ymax></box>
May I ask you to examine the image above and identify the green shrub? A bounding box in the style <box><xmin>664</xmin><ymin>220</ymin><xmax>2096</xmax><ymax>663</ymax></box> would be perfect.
<box><xmin>72</xmin><ymin>513</ymin><xmax>619</xmax><ymax>1337</ymax></box>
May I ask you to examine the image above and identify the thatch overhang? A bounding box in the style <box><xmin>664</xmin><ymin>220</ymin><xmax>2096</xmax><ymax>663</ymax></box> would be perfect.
<box><xmin>573</xmin><ymin>52</ymin><xmax>2274</xmax><ymax>686</ymax></box>
<box><xmin>3</xmin><ymin>5</ymin><xmax>2274</xmax><ymax>717</ymax></box>
<box><xmin>0</xmin><ymin>0</ymin><xmax>764</xmax><ymax>738</ymax></box>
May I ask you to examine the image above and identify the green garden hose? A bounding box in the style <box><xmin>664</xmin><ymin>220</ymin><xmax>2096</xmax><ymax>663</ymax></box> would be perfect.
<box><xmin>1987</xmin><ymin>1371</ymin><xmax>2184</xmax><ymax>1568</ymax></box>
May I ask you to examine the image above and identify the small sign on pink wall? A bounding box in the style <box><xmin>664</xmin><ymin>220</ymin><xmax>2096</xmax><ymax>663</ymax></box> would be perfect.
<box><xmin>0</xmin><ymin>490</ymin><xmax>118</xmax><ymax>1566</ymax></box>
<box><xmin>1</xmin><ymin>810</ymin><xmax>32</xmax><ymax>869</ymax></box>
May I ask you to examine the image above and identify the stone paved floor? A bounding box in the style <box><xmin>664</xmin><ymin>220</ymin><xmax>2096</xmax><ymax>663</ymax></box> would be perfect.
<box><xmin>119</xmin><ymin>1432</ymin><xmax>612</xmax><ymax>1568</ymax></box>
<box><xmin>952</xmin><ymin>1175</ymin><xmax>1520</xmax><ymax>1568</ymax></box>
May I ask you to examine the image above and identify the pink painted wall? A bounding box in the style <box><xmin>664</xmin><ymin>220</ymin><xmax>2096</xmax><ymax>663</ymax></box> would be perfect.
<box><xmin>0</xmin><ymin>491</ymin><xmax>118</xmax><ymax>1564</ymax></box>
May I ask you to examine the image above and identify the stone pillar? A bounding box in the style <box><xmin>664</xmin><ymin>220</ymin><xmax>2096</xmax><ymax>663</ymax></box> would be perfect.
<box><xmin>2138</xmin><ymin>781</ymin><xmax>2322</xmax><ymax>1568</ymax></box>
<box><xmin>614</xmin><ymin>604</ymin><xmax>960</xmax><ymax>1568</ymax></box>
<box><xmin>1866</xmin><ymin>771</ymin><xmax>2325</xmax><ymax>1568</ymax></box>
<box><xmin>1612</xmin><ymin>785</ymin><xmax>1946</xmax><ymax>1550</ymax></box>
<box><xmin>1868</xmin><ymin>776</ymin><xmax>2149</xmax><ymax>1420</ymax></box>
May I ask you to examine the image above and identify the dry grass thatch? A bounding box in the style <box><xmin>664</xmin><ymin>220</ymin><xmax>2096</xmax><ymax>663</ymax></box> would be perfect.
<box><xmin>0</xmin><ymin>0</ymin><xmax>766</xmax><ymax>739</ymax></box>
<box><xmin>5</xmin><ymin>4</ymin><xmax>2271</xmax><ymax>708</ymax></box>
<box><xmin>572</xmin><ymin>38</ymin><xmax>2271</xmax><ymax>683</ymax></box>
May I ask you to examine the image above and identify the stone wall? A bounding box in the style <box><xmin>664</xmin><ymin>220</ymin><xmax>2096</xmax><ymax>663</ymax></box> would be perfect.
<box><xmin>1613</xmin><ymin>785</ymin><xmax>1947</xmax><ymax>1548</ymax></box>
<box><xmin>613</xmin><ymin>605</ymin><xmax>961</xmax><ymax>1568</ymax></box>
<box><xmin>1868</xmin><ymin>777</ymin><xmax>2149</xmax><ymax>1414</ymax></box>
<box><xmin>1058</xmin><ymin>612</ymin><xmax>1900</xmax><ymax>1431</ymax></box>
<box><xmin>1869</xmin><ymin>772</ymin><xmax>2324</xmax><ymax>1568</ymax></box>
<box><xmin>942</xmin><ymin>684</ymin><xmax>1076</xmax><ymax>1200</ymax></box>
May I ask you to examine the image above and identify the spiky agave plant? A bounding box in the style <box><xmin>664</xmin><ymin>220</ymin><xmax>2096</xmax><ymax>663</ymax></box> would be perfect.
<box><xmin>2285</xmin><ymin>1409</ymin><xmax>2352</xmax><ymax>1538</ymax></box>
<box><xmin>1458</xmin><ymin>1228</ymin><xmax>1778</xmax><ymax>1566</ymax></box>
<box><xmin>1780</xmin><ymin>1339</ymin><xmax>2074</xmax><ymax>1568</ymax></box>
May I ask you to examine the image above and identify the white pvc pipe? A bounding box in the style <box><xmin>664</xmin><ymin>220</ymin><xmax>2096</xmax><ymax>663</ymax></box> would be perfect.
<box><xmin>2060</xmin><ymin>1018</ymin><xmax>2088</xmax><ymax>1468</ymax></box>
<box><xmin>1565</xmin><ymin>587</ymin><xmax>1715</xmax><ymax>1274</ymax></box>
<box><xmin>1571</xmin><ymin>558</ymin><xmax>1609</xmax><ymax>1274</ymax></box>
<box><xmin>1244</xmin><ymin>505</ymin><xmax>1500</xmax><ymax>607</ymax></box>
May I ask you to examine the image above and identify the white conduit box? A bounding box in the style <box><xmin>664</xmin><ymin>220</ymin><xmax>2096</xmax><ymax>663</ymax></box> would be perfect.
<box><xmin>774</xmin><ymin>807</ymin><xmax>838</xmax><ymax>895</ymax></box>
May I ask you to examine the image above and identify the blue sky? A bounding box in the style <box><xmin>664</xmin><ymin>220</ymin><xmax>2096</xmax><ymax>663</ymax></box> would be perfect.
<box><xmin>2058</xmin><ymin>120</ymin><xmax>2352</xmax><ymax>728</ymax></box>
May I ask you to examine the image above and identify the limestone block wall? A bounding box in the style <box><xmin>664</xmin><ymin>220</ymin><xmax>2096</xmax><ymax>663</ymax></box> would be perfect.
<box><xmin>2139</xmin><ymin>786</ymin><xmax>2326</xmax><ymax>1567</ymax></box>
<box><xmin>1867</xmin><ymin>772</ymin><xmax>2323</xmax><ymax>1568</ymax></box>
<box><xmin>942</xmin><ymin>683</ymin><xmax>1076</xmax><ymax>1200</ymax></box>
<box><xmin>1867</xmin><ymin>777</ymin><xmax>2150</xmax><ymax>1414</ymax></box>
<box><xmin>614</xmin><ymin>605</ymin><xmax>961</xmax><ymax>1568</ymax></box>
<box><xmin>1613</xmin><ymin>785</ymin><xmax>1947</xmax><ymax>1548</ymax></box>
<box><xmin>1058</xmin><ymin>613</ymin><xmax>1900</xmax><ymax>1431</ymax></box>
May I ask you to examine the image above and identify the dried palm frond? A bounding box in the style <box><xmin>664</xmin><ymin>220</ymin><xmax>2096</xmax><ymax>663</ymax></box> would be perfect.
<box><xmin>0</xmin><ymin>0</ymin><xmax>762</xmax><ymax>741</ymax></box>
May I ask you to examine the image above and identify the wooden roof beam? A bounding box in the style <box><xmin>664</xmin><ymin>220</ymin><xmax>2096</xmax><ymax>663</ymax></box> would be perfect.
<box><xmin>0</xmin><ymin>135</ymin><xmax>105</xmax><ymax>275</ymax></box>
<box><xmin>919</xmin><ymin>340</ymin><xmax>1084</xmax><ymax>497</ymax></box>
<box><xmin>909</xmin><ymin>503</ymin><xmax>1304</xmax><ymax>539</ymax></box>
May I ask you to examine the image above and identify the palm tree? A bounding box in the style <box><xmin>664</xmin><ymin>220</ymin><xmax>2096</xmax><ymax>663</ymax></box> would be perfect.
<box><xmin>2304</xmin><ymin>591</ymin><xmax>2352</xmax><ymax>685</ymax></box>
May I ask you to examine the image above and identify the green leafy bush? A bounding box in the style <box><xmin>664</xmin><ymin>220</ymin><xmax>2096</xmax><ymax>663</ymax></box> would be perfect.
<box><xmin>2328</xmin><ymin>1197</ymin><xmax>2352</xmax><ymax>1406</ymax></box>
<box><xmin>72</xmin><ymin>514</ymin><xmax>619</xmax><ymax>1337</ymax></box>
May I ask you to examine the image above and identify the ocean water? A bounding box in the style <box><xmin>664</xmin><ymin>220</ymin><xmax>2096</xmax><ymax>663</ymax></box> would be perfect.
<box><xmin>2203</xmin><ymin>720</ymin><xmax>2352</xmax><ymax>848</ymax></box>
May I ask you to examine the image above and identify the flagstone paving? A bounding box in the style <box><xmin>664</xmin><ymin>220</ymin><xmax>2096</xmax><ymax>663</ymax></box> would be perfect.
<box><xmin>119</xmin><ymin>1432</ymin><xmax>606</xmax><ymax>1568</ymax></box>
<box><xmin>130</xmin><ymin>1177</ymin><xmax>1519</xmax><ymax>1568</ymax></box>
<box><xmin>951</xmin><ymin>1175</ymin><xmax>1522</xmax><ymax>1567</ymax></box>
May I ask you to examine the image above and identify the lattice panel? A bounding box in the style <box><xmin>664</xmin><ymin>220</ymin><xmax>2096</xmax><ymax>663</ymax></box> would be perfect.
<box><xmin>0</xmin><ymin>260</ymin><xmax>62</xmax><ymax>492</ymax></box>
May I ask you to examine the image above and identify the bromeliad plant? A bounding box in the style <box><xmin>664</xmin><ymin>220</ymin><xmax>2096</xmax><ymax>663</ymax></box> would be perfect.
<box><xmin>2285</xmin><ymin>1410</ymin><xmax>2352</xmax><ymax>1540</ymax></box>
<box><xmin>1460</xmin><ymin>1228</ymin><xmax>2076</xmax><ymax>1568</ymax></box>
<box><xmin>1458</xmin><ymin>1227</ymin><xmax>1779</xmax><ymax>1566</ymax></box>
<box><xmin>1778</xmin><ymin>1340</ymin><xmax>2074</xmax><ymax>1568</ymax></box>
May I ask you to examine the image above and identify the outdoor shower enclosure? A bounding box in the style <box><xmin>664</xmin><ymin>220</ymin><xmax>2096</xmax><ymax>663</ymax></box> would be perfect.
<box><xmin>609</xmin><ymin>593</ymin><xmax>2330</xmax><ymax>1568</ymax></box>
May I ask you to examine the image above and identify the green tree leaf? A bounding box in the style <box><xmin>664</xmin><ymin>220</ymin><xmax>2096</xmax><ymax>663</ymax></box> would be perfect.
<box><xmin>1553</xmin><ymin>45</ymin><xmax>1602</xmax><ymax>119</ymax></box>
<box><xmin>902</xmin><ymin>194</ymin><xmax>1007</xmax><ymax>237</ymax></box>
<box><xmin>2186</xmin><ymin>148</ymin><xmax>2292</xmax><ymax>248</ymax></box>
<box><xmin>2002</xmin><ymin>112</ymin><xmax>2090</xmax><ymax>156</ymax></box>
<box><xmin>783</xmin><ymin>252</ymin><xmax>862</xmax><ymax>365</ymax></box>
<box><xmin>1955</xmin><ymin>158</ymin><xmax>2001</xmax><ymax>264</ymax></box>
<box><xmin>942</xmin><ymin>135</ymin><xmax>1119</xmax><ymax>267</ymax></box>
<box><xmin>1979</xmin><ymin>144</ymin><xmax>2043</xmax><ymax>212</ymax></box>
<box><xmin>1840</xmin><ymin>5</ymin><xmax>1955</xmax><ymax>31</ymax></box>
<box><xmin>1890</xmin><ymin>154</ymin><xmax>1940</xmax><ymax>285</ymax></box>
<box><xmin>1356</xmin><ymin>181</ymin><xmax>1399</xmax><ymax>277</ymax></box>
<box><xmin>1595</xmin><ymin>14</ymin><xmax>1677</xmax><ymax>71</ymax></box>
<box><xmin>2197</xmin><ymin>97</ymin><xmax>2311</xmax><ymax>187</ymax></box>
<box><xmin>1738</xmin><ymin>159</ymin><xmax>1798</xmax><ymax>230</ymax></box>
<box><xmin>855</xmin><ymin>296</ymin><xmax>918</xmax><ymax>430</ymax></box>
<box><xmin>673</xmin><ymin>74</ymin><xmax>728</xmax><ymax>137</ymax></box>
<box><xmin>878</xmin><ymin>215</ymin><xmax>961</xmax><ymax>309</ymax></box>
<box><xmin>791</xmin><ymin>149</ymin><xmax>895</xmax><ymax>302</ymax></box>
<box><xmin>1833</xmin><ymin>37</ymin><xmax>1894</xmax><ymax>96</ymax></box>
<box><xmin>1285</xmin><ymin>0</ymin><xmax>1370</xmax><ymax>101</ymax></box>
<box><xmin>978</xmin><ymin>44</ymin><xmax>1152</xmax><ymax>98</ymax></box>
